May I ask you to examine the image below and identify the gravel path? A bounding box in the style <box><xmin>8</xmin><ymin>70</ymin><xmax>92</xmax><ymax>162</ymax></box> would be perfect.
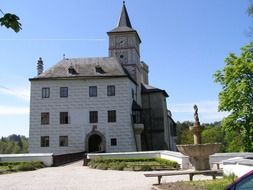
<box><xmin>0</xmin><ymin>161</ymin><xmax>218</xmax><ymax>190</ymax></box>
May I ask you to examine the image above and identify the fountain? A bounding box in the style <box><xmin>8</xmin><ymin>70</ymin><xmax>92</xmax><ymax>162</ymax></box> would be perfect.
<box><xmin>176</xmin><ymin>105</ymin><xmax>221</xmax><ymax>170</ymax></box>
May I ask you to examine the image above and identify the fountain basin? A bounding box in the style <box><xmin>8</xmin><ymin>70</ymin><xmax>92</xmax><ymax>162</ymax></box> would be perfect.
<box><xmin>177</xmin><ymin>143</ymin><xmax>221</xmax><ymax>170</ymax></box>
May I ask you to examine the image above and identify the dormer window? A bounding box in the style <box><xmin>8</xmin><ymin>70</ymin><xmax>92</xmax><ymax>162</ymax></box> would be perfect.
<box><xmin>68</xmin><ymin>65</ymin><xmax>78</xmax><ymax>75</ymax></box>
<box><xmin>95</xmin><ymin>65</ymin><xmax>106</xmax><ymax>74</ymax></box>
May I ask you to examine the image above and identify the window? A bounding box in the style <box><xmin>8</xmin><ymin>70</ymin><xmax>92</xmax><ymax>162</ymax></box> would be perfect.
<box><xmin>59</xmin><ymin>136</ymin><xmax>68</xmax><ymax>147</ymax></box>
<box><xmin>41</xmin><ymin>112</ymin><xmax>49</xmax><ymax>125</ymax></box>
<box><xmin>108</xmin><ymin>110</ymin><xmax>116</xmax><ymax>123</ymax></box>
<box><xmin>60</xmin><ymin>87</ymin><xmax>68</xmax><ymax>97</ymax></box>
<box><xmin>40</xmin><ymin>136</ymin><xmax>49</xmax><ymax>147</ymax></box>
<box><xmin>89</xmin><ymin>86</ymin><xmax>97</xmax><ymax>97</ymax></box>
<box><xmin>236</xmin><ymin>174</ymin><xmax>253</xmax><ymax>190</ymax></box>
<box><xmin>95</xmin><ymin>66</ymin><xmax>106</xmax><ymax>74</ymax></box>
<box><xmin>89</xmin><ymin>111</ymin><xmax>98</xmax><ymax>123</ymax></box>
<box><xmin>132</xmin><ymin>89</ymin><xmax>135</xmax><ymax>99</ymax></box>
<box><xmin>107</xmin><ymin>85</ymin><xmax>115</xmax><ymax>96</ymax></box>
<box><xmin>42</xmin><ymin>88</ymin><xmax>50</xmax><ymax>98</ymax></box>
<box><xmin>60</xmin><ymin>112</ymin><xmax>69</xmax><ymax>124</ymax></box>
<box><xmin>111</xmin><ymin>138</ymin><xmax>117</xmax><ymax>146</ymax></box>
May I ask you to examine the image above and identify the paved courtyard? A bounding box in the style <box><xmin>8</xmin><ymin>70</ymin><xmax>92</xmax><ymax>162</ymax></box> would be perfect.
<box><xmin>0</xmin><ymin>161</ymin><xmax>218</xmax><ymax>190</ymax></box>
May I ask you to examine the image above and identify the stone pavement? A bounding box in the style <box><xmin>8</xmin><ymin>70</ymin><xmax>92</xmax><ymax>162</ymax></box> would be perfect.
<box><xmin>0</xmin><ymin>161</ymin><xmax>219</xmax><ymax>190</ymax></box>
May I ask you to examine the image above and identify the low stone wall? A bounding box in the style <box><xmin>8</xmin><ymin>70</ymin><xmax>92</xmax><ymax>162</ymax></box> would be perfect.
<box><xmin>210</xmin><ymin>152</ymin><xmax>253</xmax><ymax>168</ymax></box>
<box><xmin>222</xmin><ymin>157</ymin><xmax>253</xmax><ymax>177</ymax></box>
<box><xmin>87</xmin><ymin>150</ymin><xmax>189</xmax><ymax>169</ymax></box>
<box><xmin>0</xmin><ymin>153</ymin><xmax>53</xmax><ymax>166</ymax></box>
<box><xmin>160</xmin><ymin>151</ymin><xmax>189</xmax><ymax>169</ymax></box>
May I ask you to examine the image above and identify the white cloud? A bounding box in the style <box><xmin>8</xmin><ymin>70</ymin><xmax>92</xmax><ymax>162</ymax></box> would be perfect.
<box><xmin>0</xmin><ymin>105</ymin><xmax>29</xmax><ymax>115</ymax></box>
<box><xmin>0</xmin><ymin>85</ymin><xmax>30</xmax><ymax>101</ymax></box>
<box><xmin>169</xmin><ymin>101</ymin><xmax>229</xmax><ymax>122</ymax></box>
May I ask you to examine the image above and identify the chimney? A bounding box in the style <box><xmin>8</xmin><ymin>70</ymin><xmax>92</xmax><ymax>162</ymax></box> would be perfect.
<box><xmin>37</xmin><ymin>57</ymin><xmax>44</xmax><ymax>75</ymax></box>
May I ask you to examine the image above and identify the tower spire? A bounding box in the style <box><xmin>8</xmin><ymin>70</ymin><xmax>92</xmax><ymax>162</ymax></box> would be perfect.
<box><xmin>117</xmin><ymin>1</ymin><xmax>132</xmax><ymax>28</ymax></box>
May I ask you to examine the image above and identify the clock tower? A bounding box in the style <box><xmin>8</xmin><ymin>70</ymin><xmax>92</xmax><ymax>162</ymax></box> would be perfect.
<box><xmin>107</xmin><ymin>2</ymin><xmax>142</xmax><ymax>83</ymax></box>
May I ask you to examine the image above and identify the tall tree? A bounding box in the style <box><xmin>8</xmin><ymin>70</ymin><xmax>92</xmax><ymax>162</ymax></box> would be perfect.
<box><xmin>0</xmin><ymin>9</ymin><xmax>22</xmax><ymax>32</ymax></box>
<box><xmin>214</xmin><ymin>43</ymin><xmax>253</xmax><ymax>151</ymax></box>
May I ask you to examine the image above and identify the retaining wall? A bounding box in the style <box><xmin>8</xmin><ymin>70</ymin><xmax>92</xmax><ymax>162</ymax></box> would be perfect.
<box><xmin>0</xmin><ymin>153</ymin><xmax>53</xmax><ymax>166</ymax></box>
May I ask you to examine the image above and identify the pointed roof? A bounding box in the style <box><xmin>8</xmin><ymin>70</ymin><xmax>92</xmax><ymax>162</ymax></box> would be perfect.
<box><xmin>118</xmin><ymin>1</ymin><xmax>132</xmax><ymax>28</ymax></box>
<box><xmin>109</xmin><ymin>1</ymin><xmax>134</xmax><ymax>32</ymax></box>
<box><xmin>107</xmin><ymin>2</ymin><xmax>141</xmax><ymax>42</ymax></box>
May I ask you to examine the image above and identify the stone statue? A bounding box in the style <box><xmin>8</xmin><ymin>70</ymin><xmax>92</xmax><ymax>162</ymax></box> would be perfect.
<box><xmin>193</xmin><ymin>104</ymin><xmax>199</xmax><ymax>124</ymax></box>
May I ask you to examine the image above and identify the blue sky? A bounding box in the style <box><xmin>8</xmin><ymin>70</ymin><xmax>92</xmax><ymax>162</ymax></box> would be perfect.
<box><xmin>0</xmin><ymin>0</ymin><xmax>252</xmax><ymax>137</ymax></box>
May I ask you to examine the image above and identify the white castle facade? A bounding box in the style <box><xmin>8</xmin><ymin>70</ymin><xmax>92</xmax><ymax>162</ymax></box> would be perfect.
<box><xmin>29</xmin><ymin>3</ymin><xmax>177</xmax><ymax>155</ymax></box>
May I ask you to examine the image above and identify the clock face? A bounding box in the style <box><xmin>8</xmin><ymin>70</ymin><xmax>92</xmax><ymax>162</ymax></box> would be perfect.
<box><xmin>117</xmin><ymin>37</ymin><xmax>127</xmax><ymax>48</ymax></box>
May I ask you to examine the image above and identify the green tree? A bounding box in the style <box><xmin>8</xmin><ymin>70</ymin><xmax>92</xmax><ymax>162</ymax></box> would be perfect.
<box><xmin>0</xmin><ymin>9</ymin><xmax>22</xmax><ymax>32</ymax></box>
<box><xmin>224</xmin><ymin>130</ymin><xmax>244</xmax><ymax>152</ymax></box>
<box><xmin>0</xmin><ymin>135</ymin><xmax>28</xmax><ymax>153</ymax></box>
<box><xmin>214</xmin><ymin>43</ymin><xmax>253</xmax><ymax>151</ymax></box>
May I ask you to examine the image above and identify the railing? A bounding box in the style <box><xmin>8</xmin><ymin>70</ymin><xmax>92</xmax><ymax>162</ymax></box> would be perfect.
<box><xmin>53</xmin><ymin>151</ymin><xmax>85</xmax><ymax>166</ymax></box>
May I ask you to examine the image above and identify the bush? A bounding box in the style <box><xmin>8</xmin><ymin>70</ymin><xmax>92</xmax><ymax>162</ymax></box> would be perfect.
<box><xmin>95</xmin><ymin>163</ymin><xmax>108</xmax><ymax>170</ymax></box>
<box><xmin>155</xmin><ymin>158</ymin><xmax>179</xmax><ymax>169</ymax></box>
<box><xmin>108</xmin><ymin>162</ymin><xmax>126</xmax><ymax>170</ymax></box>
<box><xmin>88</xmin><ymin>157</ymin><xmax>179</xmax><ymax>171</ymax></box>
<box><xmin>16</xmin><ymin>162</ymin><xmax>36</xmax><ymax>171</ymax></box>
<box><xmin>140</xmin><ymin>165</ymin><xmax>152</xmax><ymax>171</ymax></box>
<box><xmin>0</xmin><ymin>161</ymin><xmax>45</xmax><ymax>172</ymax></box>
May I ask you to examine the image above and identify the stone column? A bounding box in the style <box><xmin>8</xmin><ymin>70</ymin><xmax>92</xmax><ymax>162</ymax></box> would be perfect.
<box><xmin>133</xmin><ymin>124</ymin><xmax>144</xmax><ymax>151</ymax></box>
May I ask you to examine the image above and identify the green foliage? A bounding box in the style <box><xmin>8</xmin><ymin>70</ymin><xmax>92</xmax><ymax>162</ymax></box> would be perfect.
<box><xmin>214</xmin><ymin>42</ymin><xmax>253</xmax><ymax>151</ymax></box>
<box><xmin>0</xmin><ymin>10</ymin><xmax>22</xmax><ymax>32</ymax></box>
<box><xmin>201</xmin><ymin>127</ymin><xmax>225</xmax><ymax>152</ymax></box>
<box><xmin>0</xmin><ymin>134</ymin><xmax>28</xmax><ymax>154</ymax></box>
<box><xmin>186</xmin><ymin>177</ymin><xmax>232</xmax><ymax>190</ymax></box>
<box><xmin>224</xmin><ymin>130</ymin><xmax>244</xmax><ymax>152</ymax></box>
<box><xmin>176</xmin><ymin>121</ymin><xmax>194</xmax><ymax>144</ymax></box>
<box><xmin>108</xmin><ymin>162</ymin><xmax>126</xmax><ymax>170</ymax></box>
<box><xmin>248</xmin><ymin>3</ymin><xmax>253</xmax><ymax>17</ymax></box>
<box><xmin>176</xmin><ymin>121</ymin><xmax>244</xmax><ymax>152</ymax></box>
<box><xmin>0</xmin><ymin>161</ymin><xmax>44</xmax><ymax>174</ymax></box>
<box><xmin>88</xmin><ymin>158</ymin><xmax>179</xmax><ymax>171</ymax></box>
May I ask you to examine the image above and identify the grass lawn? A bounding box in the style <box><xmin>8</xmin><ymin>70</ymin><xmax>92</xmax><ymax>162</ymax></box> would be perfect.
<box><xmin>0</xmin><ymin>161</ymin><xmax>45</xmax><ymax>174</ymax></box>
<box><xmin>186</xmin><ymin>177</ymin><xmax>233</xmax><ymax>190</ymax></box>
<box><xmin>158</xmin><ymin>177</ymin><xmax>234</xmax><ymax>190</ymax></box>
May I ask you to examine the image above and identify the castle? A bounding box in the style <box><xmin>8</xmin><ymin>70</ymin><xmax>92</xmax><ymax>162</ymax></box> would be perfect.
<box><xmin>29</xmin><ymin>2</ymin><xmax>176</xmax><ymax>155</ymax></box>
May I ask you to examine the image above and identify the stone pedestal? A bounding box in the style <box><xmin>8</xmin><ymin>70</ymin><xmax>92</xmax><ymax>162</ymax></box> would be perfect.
<box><xmin>189</xmin><ymin>156</ymin><xmax>210</xmax><ymax>170</ymax></box>
<box><xmin>177</xmin><ymin>143</ymin><xmax>221</xmax><ymax>170</ymax></box>
<box><xmin>133</xmin><ymin>124</ymin><xmax>144</xmax><ymax>151</ymax></box>
<box><xmin>190</xmin><ymin>124</ymin><xmax>201</xmax><ymax>144</ymax></box>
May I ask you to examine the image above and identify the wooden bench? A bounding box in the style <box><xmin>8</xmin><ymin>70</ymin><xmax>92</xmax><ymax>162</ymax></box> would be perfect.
<box><xmin>144</xmin><ymin>170</ymin><xmax>220</xmax><ymax>184</ymax></box>
<box><xmin>212</xmin><ymin>162</ymin><xmax>222</xmax><ymax>169</ymax></box>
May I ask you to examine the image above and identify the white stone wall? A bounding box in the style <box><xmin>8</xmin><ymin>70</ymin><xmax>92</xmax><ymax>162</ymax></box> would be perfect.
<box><xmin>29</xmin><ymin>77</ymin><xmax>137</xmax><ymax>154</ymax></box>
<box><xmin>0</xmin><ymin>153</ymin><xmax>53</xmax><ymax>166</ymax></box>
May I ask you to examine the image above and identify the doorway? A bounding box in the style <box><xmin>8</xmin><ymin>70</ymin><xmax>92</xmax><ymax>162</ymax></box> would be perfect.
<box><xmin>88</xmin><ymin>134</ymin><xmax>102</xmax><ymax>153</ymax></box>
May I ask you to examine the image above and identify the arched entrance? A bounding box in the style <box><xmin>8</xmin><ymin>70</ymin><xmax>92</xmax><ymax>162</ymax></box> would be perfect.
<box><xmin>88</xmin><ymin>134</ymin><xmax>102</xmax><ymax>153</ymax></box>
<box><xmin>85</xmin><ymin>131</ymin><xmax>106</xmax><ymax>153</ymax></box>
